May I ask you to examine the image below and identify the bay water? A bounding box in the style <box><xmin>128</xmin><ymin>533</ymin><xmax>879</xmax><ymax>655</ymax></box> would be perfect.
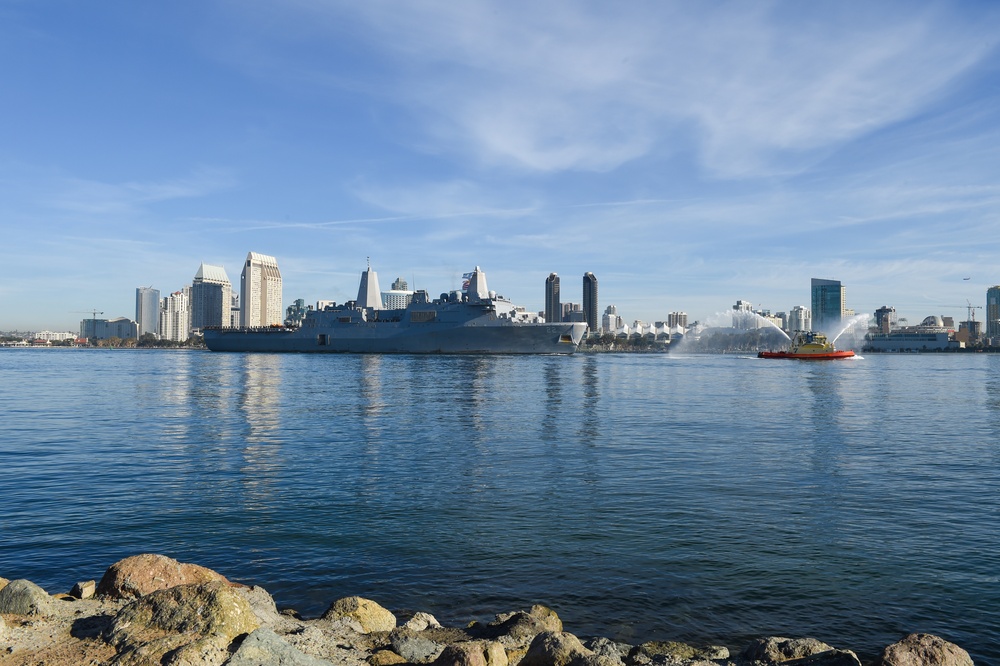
<box><xmin>0</xmin><ymin>349</ymin><xmax>997</xmax><ymax>664</ymax></box>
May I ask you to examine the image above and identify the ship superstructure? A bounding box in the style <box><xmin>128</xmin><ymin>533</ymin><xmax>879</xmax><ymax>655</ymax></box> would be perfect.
<box><xmin>204</xmin><ymin>265</ymin><xmax>587</xmax><ymax>354</ymax></box>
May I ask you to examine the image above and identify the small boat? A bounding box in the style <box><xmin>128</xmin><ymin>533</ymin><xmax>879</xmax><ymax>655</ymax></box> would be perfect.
<box><xmin>758</xmin><ymin>330</ymin><xmax>855</xmax><ymax>360</ymax></box>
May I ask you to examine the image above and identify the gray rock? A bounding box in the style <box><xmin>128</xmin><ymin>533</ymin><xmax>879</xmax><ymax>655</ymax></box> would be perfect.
<box><xmin>877</xmin><ymin>634</ymin><xmax>974</xmax><ymax>666</ymax></box>
<box><xmin>71</xmin><ymin>579</ymin><xmax>97</xmax><ymax>599</ymax></box>
<box><xmin>282</xmin><ymin>621</ymin><xmax>374</xmax><ymax>666</ymax></box>
<box><xmin>405</xmin><ymin>611</ymin><xmax>444</xmax><ymax>631</ymax></box>
<box><xmin>233</xmin><ymin>584</ymin><xmax>294</xmax><ymax>629</ymax></box>
<box><xmin>391</xmin><ymin>633</ymin><xmax>446</xmax><ymax>663</ymax></box>
<box><xmin>586</xmin><ymin>636</ymin><xmax>632</xmax><ymax>664</ymax></box>
<box><xmin>0</xmin><ymin>579</ymin><xmax>53</xmax><ymax>616</ymax></box>
<box><xmin>740</xmin><ymin>637</ymin><xmax>835</xmax><ymax>664</ymax></box>
<box><xmin>226</xmin><ymin>627</ymin><xmax>335</xmax><ymax>665</ymax></box>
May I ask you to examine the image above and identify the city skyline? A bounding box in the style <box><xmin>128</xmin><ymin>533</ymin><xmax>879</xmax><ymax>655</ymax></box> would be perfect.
<box><xmin>3</xmin><ymin>3</ymin><xmax>1000</xmax><ymax>330</ymax></box>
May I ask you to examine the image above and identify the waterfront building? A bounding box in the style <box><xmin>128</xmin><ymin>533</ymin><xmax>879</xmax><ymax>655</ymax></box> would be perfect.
<box><xmin>987</xmin><ymin>286</ymin><xmax>1000</xmax><ymax>339</ymax></box>
<box><xmin>667</xmin><ymin>312</ymin><xmax>688</xmax><ymax>329</ymax></box>
<box><xmin>34</xmin><ymin>330</ymin><xmax>76</xmax><ymax>342</ymax></box>
<box><xmin>80</xmin><ymin>317</ymin><xmax>139</xmax><ymax>341</ymax></box>
<box><xmin>135</xmin><ymin>286</ymin><xmax>160</xmax><ymax>338</ymax></box>
<box><xmin>811</xmin><ymin>278</ymin><xmax>846</xmax><ymax>332</ymax></box>
<box><xmin>788</xmin><ymin>306</ymin><xmax>811</xmax><ymax>333</ymax></box>
<box><xmin>160</xmin><ymin>290</ymin><xmax>190</xmax><ymax>342</ymax></box>
<box><xmin>865</xmin><ymin>330</ymin><xmax>956</xmax><ymax>352</ymax></box>
<box><xmin>545</xmin><ymin>273</ymin><xmax>561</xmax><ymax>323</ymax></box>
<box><xmin>865</xmin><ymin>315</ymin><xmax>957</xmax><ymax>352</ymax></box>
<box><xmin>240</xmin><ymin>252</ymin><xmax>282</xmax><ymax>328</ymax></box>
<box><xmin>583</xmin><ymin>272</ymin><xmax>598</xmax><ymax>333</ymax></box>
<box><xmin>191</xmin><ymin>264</ymin><xmax>232</xmax><ymax>332</ymax></box>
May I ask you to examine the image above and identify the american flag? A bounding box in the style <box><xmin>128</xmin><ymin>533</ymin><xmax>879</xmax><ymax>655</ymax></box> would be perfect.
<box><xmin>461</xmin><ymin>272</ymin><xmax>474</xmax><ymax>292</ymax></box>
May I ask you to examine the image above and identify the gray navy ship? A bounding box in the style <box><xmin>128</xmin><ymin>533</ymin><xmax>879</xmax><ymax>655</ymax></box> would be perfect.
<box><xmin>203</xmin><ymin>265</ymin><xmax>587</xmax><ymax>354</ymax></box>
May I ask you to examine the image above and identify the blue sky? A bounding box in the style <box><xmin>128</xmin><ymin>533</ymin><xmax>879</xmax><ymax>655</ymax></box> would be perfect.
<box><xmin>3</xmin><ymin>1</ymin><xmax>1000</xmax><ymax>331</ymax></box>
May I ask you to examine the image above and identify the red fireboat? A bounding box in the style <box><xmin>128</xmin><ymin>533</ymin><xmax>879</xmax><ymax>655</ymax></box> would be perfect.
<box><xmin>758</xmin><ymin>330</ymin><xmax>855</xmax><ymax>360</ymax></box>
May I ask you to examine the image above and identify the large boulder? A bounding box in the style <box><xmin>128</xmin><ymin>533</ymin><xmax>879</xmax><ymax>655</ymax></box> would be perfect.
<box><xmin>97</xmin><ymin>553</ymin><xmax>231</xmax><ymax>600</ymax></box>
<box><xmin>519</xmin><ymin>631</ymin><xmax>614</xmax><ymax>666</ymax></box>
<box><xmin>0</xmin><ymin>579</ymin><xmax>54</xmax><ymax>616</ymax></box>
<box><xmin>475</xmin><ymin>605</ymin><xmax>564</xmax><ymax>647</ymax></box>
<box><xmin>741</xmin><ymin>637</ymin><xmax>836</xmax><ymax>664</ymax></box>
<box><xmin>104</xmin><ymin>580</ymin><xmax>259</xmax><ymax>665</ymax></box>
<box><xmin>877</xmin><ymin>634</ymin><xmax>974</xmax><ymax>666</ymax></box>
<box><xmin>322</xmin><ymin>596</ymin><xmax>396</xmax><ymax>633</ymax></box>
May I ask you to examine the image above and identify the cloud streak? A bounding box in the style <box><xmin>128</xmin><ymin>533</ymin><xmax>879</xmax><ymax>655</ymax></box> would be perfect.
<box><xmin>271</xmin><ymin>1</ymin><xmax>1000</xmax><ymax>177</ymax></box>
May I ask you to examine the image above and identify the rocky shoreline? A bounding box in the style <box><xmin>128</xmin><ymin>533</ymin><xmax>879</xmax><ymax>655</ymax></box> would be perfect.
<box><xmin>0</xmin><ymin>554</ymin><xmax>975</xmax><ymax>666</ymax></box>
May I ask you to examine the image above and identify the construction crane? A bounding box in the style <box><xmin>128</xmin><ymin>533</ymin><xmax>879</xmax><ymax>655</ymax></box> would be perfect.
<box><xmin>940</xmin><ymin>303</ymin><xmax>982</xmax><ymax>323</ymax></box>
<box><xmin>966</xmin><ymin>300</ymin><xmax>982</xmax><ymax>323</ymax></box>
<box><xmin>72</xmin><ymin>309</ymin><xmax>105</xmax><ymax>321</ymax></box>
<box><xmin>71</xmin><ymin>310</ymin><xmax>105</xmax><ymax>340</ymax></box>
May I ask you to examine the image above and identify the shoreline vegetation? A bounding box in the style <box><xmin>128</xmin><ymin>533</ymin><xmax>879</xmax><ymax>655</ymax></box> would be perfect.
<box><xmin>0</xmin><ymin>554</ymin><xmax>975</xmax><ymax>666</ymax></box>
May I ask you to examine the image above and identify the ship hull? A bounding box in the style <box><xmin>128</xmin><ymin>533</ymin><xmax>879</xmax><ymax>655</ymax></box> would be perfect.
<box><xmin>204</xmin><ymin>320</ymin><xmax>587</xmax><ymax>354</ymax></box>
<box><xmin>757</xmin><ymin>350</ymin><xmax>855</xmax><ymax>360</ymax></box>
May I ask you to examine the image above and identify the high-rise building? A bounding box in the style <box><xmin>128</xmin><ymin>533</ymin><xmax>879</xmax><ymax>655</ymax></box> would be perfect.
<box><xmin>667</xmin><ymin>312</ymin><xmax>688</xmax><ymax>328</ymax></box>
<box><xmin>392</xmin><ymin>277</ymin><xmax>408</xmax><ymax>291</ymax></box>
<box><xmin>732</xmin><ymin>300</ymin><xmax>756</xmax><ymax>330</ymax></box>
<box><xmin>80</xmin><ymin>317</ymin><xmax>138</xmax><ymax>341</ymax></box>
<box><xmin>160</xmin><ymin>290</ymin><xmax>191</xmax><ymax>342</ymax></box>
<box><xmin>602</xmin><ymin>305</ymin><xmax>621</xmax><ymax>332</ymax></box>
<box><xmin>987</xmin><ymin>286</ymin><xmax>1000</xmax><ymax>339</ymax></box>
<box><xmin>582</xmin><ymin>272</ymin><xmax>598</xmax><ymax>333</ymax></box>
<box><xmin>135</xmin><ymin>286</ymin><xmax>160</xmax><ymax>338</ymax></box>
<box><xmin>545</xmin><ymin>273</ymin><xmax>561</xmax><ymax>323</ymax></box>
<box><xmin>874</xmin><ymin>306</ymin><xmax>897</xmax><ymax>333</ymax></box>
<box><xmin>811</xmin><ymin>278</ymin><xmax>845</xmax><ymax>332</ymax></box>
<box><xmin>191</xmin><ymin>263</ymin><xmax>232</xmax><ymax>332</ymax></box>
<box><xmin>240</xmin><ymin>252</ymin><xmax>283</xmax><ymax>327</ymax></box>
<box><xmin>788</xmin><ymin>305</ymin><xmax>811</xmax><ymax>333</ymax></box>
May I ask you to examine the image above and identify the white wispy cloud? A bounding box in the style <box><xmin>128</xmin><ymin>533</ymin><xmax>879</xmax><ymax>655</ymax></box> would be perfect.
<box><xmin>251</xmin><ymin>1</ymin><xmax>1000</xmax><ymax>177</ymax></box>
<box><xmin>49</xmin><ymin>167</ymin><xmax>237</xmax><ymax>215</ymax></box>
